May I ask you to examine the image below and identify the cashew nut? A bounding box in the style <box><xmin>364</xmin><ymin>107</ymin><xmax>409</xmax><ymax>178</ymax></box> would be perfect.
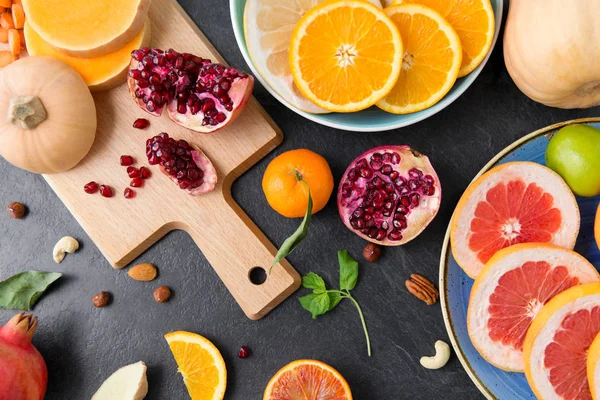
<box><xmin>420</xmin><ymin>340</ymin><xmax>451</xmax><ymax>370</ymax></box>
<box><xmin>53</xmin><ymin>236</ymin><xmax>79</xmax><ymax>264</ymax></box>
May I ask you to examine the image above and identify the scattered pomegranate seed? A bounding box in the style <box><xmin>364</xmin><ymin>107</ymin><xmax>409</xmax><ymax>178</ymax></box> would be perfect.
<box><xmin>127</xmin><ymin>166</ymin><xmax>141</xmax><ymax>178</ymax></box>
<box><xmin>84</xmin><ymin>181</ymin><xmax>99</xmax><ymax>194</ymax></box>
<box><xmin>130</xmin><ymin>178</ymin><xmax>144</xmax><ymax>188</ymax></box>
<box><xmin>140</xmin><ymin>166</ymin><xmax>152</xmax><ymax>179</ymax></box>
<box><xmin>238</xmin><ymin>346</ymin><xmax>250</xmax><ymax>359</ymax></box>
<box><xmin>99</xmin><ymin>185</ymin><xmax>114</xmax><ymax>198</ymax></box>
<box><xmin>120</xmin><ymin>155</ymin><xmax>135</xmax><ymax>166</ymax></box>
<box><xmin>133</xmin><ymin>118</ymin><xmax>150</xmax><ymax>129</ymax></box>
<box><xmin>124</xmin><ymin>188</ymin><xmax>136</xmax><ymax>199</ymax></box>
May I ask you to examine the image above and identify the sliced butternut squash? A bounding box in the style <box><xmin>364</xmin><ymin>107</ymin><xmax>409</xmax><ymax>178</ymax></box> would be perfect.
<box><xmin>0</xmin><ymin>50</ymin><xmax>16</xmax><ymax>66</ymax></box>
<box><xmin>21</xmin><ymin>0</ymin><xmax>150</xmax><ymax>57</ymax></box>
<box><xmin>10</xmin><ymin>3</ymin><xmax>22</xmax><ymax>29</ymax></box>
<box><xmin>0</xmin><ymin>27</ymin><xmax>7</xmax><ymax>43</ymax></box>
<box><xmin>0</xmin><ymin>13</ymin><xmax>13</xmax><ymax>30</ymax></box>
<box><xmin>24</xmin><ymin>20</ymin><xmax>151</xmax><ymax>92</ymax></box>
<box><xmin>7</xmin><ymin>28</ymin><xmax>17</xmax><ymax>54</ymax></box>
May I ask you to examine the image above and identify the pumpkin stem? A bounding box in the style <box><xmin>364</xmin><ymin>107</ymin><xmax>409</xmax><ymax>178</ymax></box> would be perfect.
<box><xmin>8</xmin><ymin>96</ymin><xmax>47</xmax><ymax>130</ymax></box>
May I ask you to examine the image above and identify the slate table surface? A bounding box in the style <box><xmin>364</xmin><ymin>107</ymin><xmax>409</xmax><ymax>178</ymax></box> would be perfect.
<box><xmin>1</xmin><ymin>1</ymin><xmax>599</xmax><ymax>399</ymax></box>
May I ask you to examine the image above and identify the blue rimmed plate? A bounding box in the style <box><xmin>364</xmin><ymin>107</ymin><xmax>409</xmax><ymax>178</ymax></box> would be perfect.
<box><xmin>440</xmin><ymin>118</ymin><xmax>600</xmax><ymax>399</ymax></box>
<box><xmin>230</xmin><ymin>0</ymin><xmax>503</xmax><ymax>132</ymax></box>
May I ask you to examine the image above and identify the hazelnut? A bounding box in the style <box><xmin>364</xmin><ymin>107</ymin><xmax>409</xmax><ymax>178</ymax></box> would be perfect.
<box><xmin>154</xmin><ymin>286</ymin><xmax>171</xmax><ymax>303</ymax></box>
<box><xmin>92</xmin><ymin>291</ymin><xmax>111</xmax><ymax>308</ymax></box>
<box><xmin>363</xmin><ymin>243</ymin><xmax>382</xmax><ymax>262</ymax></box>
<box><xmin>7</xmin><ymin>202</ymin><xmax>25</xmax><ymax>219</ymax></box>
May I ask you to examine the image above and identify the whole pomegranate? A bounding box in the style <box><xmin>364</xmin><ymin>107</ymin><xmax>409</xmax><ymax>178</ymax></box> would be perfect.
<box><xmin>128</xmin><ymin>48</ymin><xmax>254</xmax><ymax>134</ymax></box>
<box><xmin>146</xmin><ymin>132</ymin><xmax>217</xmax><ymax>195</ymax></box>
<box><xmin>338</xmin><ymin>146</ymin><xmax>441</xmax><ymax>245</ymax></box>
<box><xmin>0</xmin><ymin>313</ymin><xmax>47</xmax><ymax>400</ymax></box>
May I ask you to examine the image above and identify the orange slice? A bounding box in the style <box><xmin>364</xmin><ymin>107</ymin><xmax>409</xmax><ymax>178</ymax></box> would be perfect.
<box><xmin>244</xmin><ymin>0</ymin><xmax>382</xmax><ymax>114</ymax></box>
<box><xmin>289</xmin><ymin>0</ymin><xmax>403</xmax><ymax>113</ymax></box>
<box><xmin>524</xmin><ymin>283</ymin><xmax>600</xmax><ymax>400</ymax></box>
<box><xmin>467</xmin><ymin>243</ymin><xmax>599</xmax><ymax>372</ymax></box>
<box><xmin>451</xmin><ymin>162</ymin><xmax>580</xmax><ymax>279</ymax></box>
<box><xmin>376</xmin><ymin>4</ymin><xmax>462</xmax><ymax>114</ymax></box>
<box><xmin>165</xmin><ymin>331</ymin><xmax>227</xmax><ymax>400</ymax></box>
<box><xmin>393</xmin><ymin>0</ymin><xmax>495</xmax><ymax>77</ymax></box>
<box><xmin>264</xmin><ymin>359</ymin><xmax>352</xmax><ymax>400</ymax></box>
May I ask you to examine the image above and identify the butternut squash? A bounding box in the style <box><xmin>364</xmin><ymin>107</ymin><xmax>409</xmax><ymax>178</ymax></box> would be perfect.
<box><xmin>24</xmin><ymin>20</ymin><xmax>151</xmax><ymax>92</ymax></box>
<box><xmin>21</xmin><ymin>0</ymin><xmax>150</xmax><ymax>57</ymax></box>
<box><xmin>504</xmin><ymin>0</ymin><xmax>600</xmax><ymax>108</ymax></box>
<box><xmin>0</xmin><ymin>56</ymin><xmax>97</xmax><ymax>174</ymax></box>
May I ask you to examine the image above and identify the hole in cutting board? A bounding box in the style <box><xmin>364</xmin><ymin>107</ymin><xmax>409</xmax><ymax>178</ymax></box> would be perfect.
<box><xmin>249</xmin><ymin>267</ymin><xmax>267</xmax><ymax>285</ymax></box>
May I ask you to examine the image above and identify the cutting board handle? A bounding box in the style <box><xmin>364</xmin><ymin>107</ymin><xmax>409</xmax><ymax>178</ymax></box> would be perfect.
<box><xmin>179</xmin><ymin>193</ymin><xmax>301</xmax><ymax>320</ymax></box>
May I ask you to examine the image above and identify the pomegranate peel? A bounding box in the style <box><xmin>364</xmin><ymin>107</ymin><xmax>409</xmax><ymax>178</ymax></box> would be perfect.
<box><xmin>0</xmin><ymin>312</ymin><xmax>47</xmax><ymax>400</ymax></box>
<box><xmin>127</xmin><ymin>48</ymin><xmax>254</xmax><ymax>134</ymax></box>
<box><xmin>337</xmin><ymin>146</ymin><xmax>441</xmax><ymax>246</ymax></box>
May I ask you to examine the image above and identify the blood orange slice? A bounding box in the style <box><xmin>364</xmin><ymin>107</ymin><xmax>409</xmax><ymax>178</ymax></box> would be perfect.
<box><xmin>587</xmin><ymin>332</ymin><xmax>600</xmax><ymax>400</ymax></box>
<box><xmin>524</xmin><ymin>283</ymin><xmax>600</xmax><ymax>400</ymax></box>
<box><xmin>451</xmin><ymin>161</ymin><xmax>580</xmax><ymax>278</ymax></box>
<box><xmin>595</xmin><ymin>203</ymin><xmax>600</xmax><ymax>251</ymax></box>
<box><xmin>263</xmin><ymin>359</ymin><xmax>352</xmax><ymax>400</ymax></box>
<box><xmin>467</xmin><ymin>243</ymin><xmax>599</xmax><ymax>372</ymax></box>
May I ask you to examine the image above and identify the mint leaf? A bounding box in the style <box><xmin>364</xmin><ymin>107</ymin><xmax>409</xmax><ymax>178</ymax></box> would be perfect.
<box><xmin>328</xmin><ymin>292</ymin><xmax>342</xmax><ymax>311</ymax></box>
<box><xmin>0</xmin><ymin>271</ymin><xmax>62</xmax><ymax>311</ymax></box>
<box><xmin>338</xmin><ymin>250</ymin><xmax>359</xmax><ymax>291</ymax></box>
<box><xmin>299</xmin><ymin>292</ymin><xmax>330</xmax><ymax>319</ymax></box>
<box><xmin>302</xmin><ymin>272</ymin><xmax>326</xmax><ymax>293</ymax></box>
<box><xmin>271</xmin><ymin>185</ymin><xmax>313</xmax><ymax>269</ymax></box>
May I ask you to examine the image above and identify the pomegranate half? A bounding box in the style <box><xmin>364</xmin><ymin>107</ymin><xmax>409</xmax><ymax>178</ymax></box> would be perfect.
<box><xmin>128</xmin><ymin>48</ymin><xmax>254</xmax><ymax>133</ymax></box>
<box><xmin>146</xmin><ymin>132</ymin><xmax>217</xmax><ymax>195</ymax></box>
<box><xmin>0</xmin><ymin>313</ymin><xmax>48</xmax><ymax>400</ymax></box>
<box><xmin>337</xmin><ymin>146</ymin><xmax>441</xmax><ymax>245</ymax></box>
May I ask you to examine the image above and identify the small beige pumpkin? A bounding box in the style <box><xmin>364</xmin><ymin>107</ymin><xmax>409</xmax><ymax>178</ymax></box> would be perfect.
<box><xmin>0</xmin><ymin>56</ymin><xmax>97</xmax><ymax>174</ymax></box>
<box><xmin>504</xmin><ymin>0</ymin><xmax>600</xmax><ymax>108</ymax></box>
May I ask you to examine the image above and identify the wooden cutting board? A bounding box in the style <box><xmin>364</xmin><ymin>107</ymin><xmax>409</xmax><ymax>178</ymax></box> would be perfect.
<box><xmin>43</xmin><ymin>0</ymin><xmax>300</xmax><ymax>320</ymax></box>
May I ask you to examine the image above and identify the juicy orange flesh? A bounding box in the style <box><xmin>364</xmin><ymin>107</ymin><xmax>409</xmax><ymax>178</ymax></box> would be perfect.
<box><xmin>399</xmin><ymin>0</ymin><xmax>491</xmax><ymax>70</ymax></box>
<box><xmin>169</xmin><ymin>341</ymin><xmax>221</xmax><ymax>399</ymax></box>
<box><xmin>297</xmin><ymin>5</ymin><xmax>397</xmax><ymax>105</ymax></box>
<box><xmin>468</xmin><ymin>180</ymin><xmax>562</xmax><ymax>264</ymax></box>
<box><xmin>544</xmin><ymin>307</ymin><xmax>600</xmax><ymax>399</ymax></box>
<box><xmin>268</xmin><ymin>364</ymin><xmax>350</xmax><ymax>400</ymax></box>
<box><xmin>487</xmin><ymin>261</ymin><xmax>580</xmax><ymax>351</ymax></box>
<box><xmin>384</xmin><ymin>12</ymin><xmax>455</xmax><ymax>106</ymax></box>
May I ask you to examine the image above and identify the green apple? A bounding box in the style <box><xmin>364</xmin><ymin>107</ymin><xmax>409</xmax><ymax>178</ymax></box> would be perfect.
<box><xmin>546</xmin><ymin>124</ymin><xmax>600</xmax><ymax>197</ymax></box>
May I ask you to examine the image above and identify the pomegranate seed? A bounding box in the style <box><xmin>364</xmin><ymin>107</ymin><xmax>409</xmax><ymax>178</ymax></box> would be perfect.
<box><xmin>124</xmin><ymin>188</ymin><xmax>136</xmax><ymax>199</ymax></box>
<box><xmin>127</xmin><ymin>166</ymin><xmax>141</xmax><ymax>178</ymax></box>
<box><xmin>238</xmin><ymin>346</ymin><xmax>250</xmax><ymax>359</ymax></box>
<box><xmin>120</xmin><ymin>155</ymin><xmax>135</xmax><ymax>166</ymax></box>
<box><xmin>133</xmin><ymin>118</ymin><xmax>150</xmax><ymax>129</ymax></box>
<box><xmin>130</xmin><ymin>178</ymin><xmax>144</xmax><ymax>188</ymax></box>
<box><xmin>99</xmin><ymin>185</ymin><xmax>114</xmax><ymax>198</ymax></box>
<box><xmin>84</xmin><ymin>181</ymin><xmax>99</xmax><ymax>194</ymax></box>
<box><xmin>140</xmin><ymin>167</ymin><xmax>152</xmax><ymax>179</ymax></box>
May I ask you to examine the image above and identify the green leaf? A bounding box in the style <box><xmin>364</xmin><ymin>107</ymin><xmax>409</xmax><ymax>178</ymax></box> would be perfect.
<box><xmin>338</xmin><ymin>250</ymin><xmax>359</xmax><ymax>291</ymax></box>
<box><xmin>271</xmin><ymin>184</ymin><xmax>313</xmax><ymax>269</ymax></box>
<box><xmin>327</xmin><ymin>292</ymin><xmax>342</xmax><ymax>311</ymax></box>
<box><xmin>0</xmin><ymin>271</ymin><xmax>62</xmax><ymax>311</ymax></box>
<box><xmin>299</xmin><ymin>292</ymin><xmax>330</xmax><ymax>319</ymax></box>
<box><xmin>302</xmin><ymin>272</ymin><xmax>327</xmax><ymax>293</ymax></box>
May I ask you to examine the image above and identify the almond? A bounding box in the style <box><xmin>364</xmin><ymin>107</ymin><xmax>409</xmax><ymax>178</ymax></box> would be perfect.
<box><xmin>127</xmin><ymin>263</ymin><xmax>157</xmax><ymax>281</ymax></box>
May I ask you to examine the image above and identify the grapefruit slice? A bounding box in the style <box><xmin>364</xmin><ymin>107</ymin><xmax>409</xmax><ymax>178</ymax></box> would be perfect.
<box><xmin>524</xmin><ymin>283</ymin><xmax>600</xmax><ymax>400</ymax></box>
<box><xmin>587</xmin><ymin>332</ymin><xmax>600</xmax><ymax>400</ymax></box>
<box><xmin>467</xmin><ymin>243</ymin><xmax>599</xmax><ymax>372</ymax></box>
<box><xmin>263</xmin><ymin>359</ymin><xmax>352</xmax><ymax>400</ymax></box>
<box><xmin>451</xmin><ymin>161</ymin><xmax>580</xmax><ymax>278</ymax></box>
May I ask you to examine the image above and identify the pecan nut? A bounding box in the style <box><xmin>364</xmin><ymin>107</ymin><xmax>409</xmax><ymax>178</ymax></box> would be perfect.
<box><xmin>406</xmin><ymin>273</ymin><xmax>439</xmax><ymax>305</ymax></box>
